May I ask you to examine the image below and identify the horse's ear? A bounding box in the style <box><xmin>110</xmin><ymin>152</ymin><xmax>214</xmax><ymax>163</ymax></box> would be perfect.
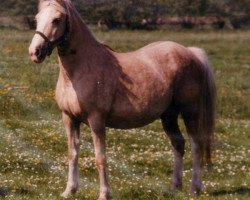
<box><xmin>38</xmin><ymin>0</ymin><xmax>43</xmax><ymax>10</ymax></box>
<box><xmin>38</xmin><ymin>0</ymin><xmax>48</xmax><ymax>11</ymax></box>
<box><xmin>63</xmin><ymin>0</ymin><xmax>73</xmax><ymax>34</ymax></box>
<box><xmin>38</xmin><ymin>0</ymin><xmax>47</xmax><ymax>5</ymax></box>
<box><xmin>62</xmin><ymin>0</ymin><xmax>77</xmax><ymax>40</ymax></box>
<box><xmin>55</xmin><ymin>0</ymin><xmax>64</xmax><ymax>4</ymax></box>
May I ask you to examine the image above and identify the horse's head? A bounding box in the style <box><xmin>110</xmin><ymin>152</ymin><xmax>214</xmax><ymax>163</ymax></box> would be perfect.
<box><xmin>29</xmin><ymin>0</ymin><xmax>68</xmax><ymax>63</ymax></box>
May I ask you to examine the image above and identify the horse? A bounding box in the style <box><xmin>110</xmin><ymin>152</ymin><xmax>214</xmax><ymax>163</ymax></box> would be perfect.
<box><xmin>29</xmin><ymin>0</ymin><xmax>216</xmax><ymax>199</ymax></box>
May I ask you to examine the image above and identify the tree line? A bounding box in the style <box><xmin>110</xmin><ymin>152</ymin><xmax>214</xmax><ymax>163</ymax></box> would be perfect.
<box><xmin>0</xmin><ymin>0</ymin><xmax>249</xmax><ymax>29</ymax></box>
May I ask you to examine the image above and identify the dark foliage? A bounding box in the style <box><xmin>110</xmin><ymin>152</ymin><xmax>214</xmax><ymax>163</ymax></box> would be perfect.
<box><xmin>0</xmin><ymin>0</ymin><xmax>249</xmax><ymax>29</ymax></box>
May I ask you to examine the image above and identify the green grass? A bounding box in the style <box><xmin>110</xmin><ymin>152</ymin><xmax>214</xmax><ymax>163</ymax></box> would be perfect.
<box><xmin>0</xmin><ymin>28</ymin><xmax>249</xmax><ymax>200</ymax></box>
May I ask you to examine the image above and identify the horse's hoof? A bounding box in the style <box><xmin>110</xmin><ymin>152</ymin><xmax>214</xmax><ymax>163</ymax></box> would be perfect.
<box><xmin>97</xmin><ymin>197</ymin><xmax>112</xmax><ymax>200</ymax></box>
<box><xmin>97</xmin><ymin>197</ymin><xmax>111</xmax><ymax>200</ymax></box>
<box><xmin>171</xmin><ymin>182</ymin><xmax>182</xmax><ymax>191</ymax></box>
<box><xmin>61</xmin><ymin>191</ymin><xmax>70</xmax><ymax>198</ymax></box>
<box><xmin>97</xmin><ymin>190</ymin><xmax>112</xmax><ymax>200</ymax></box>
<box><xmin>61</xmin><ymin>188</ymin><xmax>77</xmax><ymax>198</ymax></box>
<box><xmin>189</xmin><ymin>181</ymin><xmax>203</xmax><ymax>194</ymax></box>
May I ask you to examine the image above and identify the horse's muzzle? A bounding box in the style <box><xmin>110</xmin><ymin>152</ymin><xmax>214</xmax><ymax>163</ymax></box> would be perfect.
<box><xmin>29</xmin><ymin>45</ymin><xmax>47</xmax><ymax>63</ymax></box>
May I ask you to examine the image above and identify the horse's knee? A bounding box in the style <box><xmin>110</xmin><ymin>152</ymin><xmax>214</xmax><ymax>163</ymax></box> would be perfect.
<box><xmin>68</xmin><ymin>148</ymin><xmax>79</xmax><ymax>161</ymax></box>
<box><xmin>95</xmin><ymin>154</ymin><xmax>106</xmax><ymax>169</ymax></box>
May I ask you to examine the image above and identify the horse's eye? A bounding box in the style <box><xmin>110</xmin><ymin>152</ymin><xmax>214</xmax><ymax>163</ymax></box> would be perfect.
<box><xmin>52</xmin><ymin>18</ymin><xmax>61</xmax><ymax>25</ymax></box>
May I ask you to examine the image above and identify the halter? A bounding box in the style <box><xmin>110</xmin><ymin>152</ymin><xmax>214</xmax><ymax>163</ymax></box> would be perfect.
<box><xmin>35</xmin><ymin>29</ymin><xmax>67</xmax><ymax>56</ymax></box>
<box><xmin>35</xmin><ymin>2</ymin><xmax>69</xmax><ymax>56</ymax></box>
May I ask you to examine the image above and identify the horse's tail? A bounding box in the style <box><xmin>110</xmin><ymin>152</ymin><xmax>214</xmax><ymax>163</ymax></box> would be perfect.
<box><xmin>188</xmin><ymin>47</ymin><xmax>216</xmax><ymax>166</ymax></box>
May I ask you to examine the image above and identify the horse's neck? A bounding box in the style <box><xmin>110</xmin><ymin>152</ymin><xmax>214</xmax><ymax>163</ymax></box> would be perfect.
<box><xmin>69</xmin><ymin>16</ymin><xmax>98</xmax><ymax>52</ymax></box>
<box><xmin>58</xmin><ymin>11</ymin><xmax>103</xmax><ymax>81</ymax></box>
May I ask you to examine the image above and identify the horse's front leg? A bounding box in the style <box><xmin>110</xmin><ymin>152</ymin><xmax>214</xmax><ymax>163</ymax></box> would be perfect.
<box><xmin>61</xmin><ymin>112</ymin><xmax>80</xmax><ymax>198</ymax></box>
<box><xmin>88</xmin><ymin>114</ymin><xmax>111</xmax><ymax>200</ymax></box>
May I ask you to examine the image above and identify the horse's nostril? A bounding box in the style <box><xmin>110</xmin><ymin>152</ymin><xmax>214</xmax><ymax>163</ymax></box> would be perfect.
<box><xmin>35</xmin><ymin>48</ymin><xmax>41</xmax><ymax>57</ymax></box>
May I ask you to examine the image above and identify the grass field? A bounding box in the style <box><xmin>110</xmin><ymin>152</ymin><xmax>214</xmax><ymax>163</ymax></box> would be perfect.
<box><xmin>0</xmin><ymin>28</ymin><xmax>249</xmax><ymax>200</ymax></box>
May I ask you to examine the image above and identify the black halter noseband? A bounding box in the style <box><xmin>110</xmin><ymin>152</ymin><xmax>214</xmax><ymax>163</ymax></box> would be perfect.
<box><xmin>35</xmin><ymin>16</ymin><xmax>69</xmax><ymax>56</ymax></box>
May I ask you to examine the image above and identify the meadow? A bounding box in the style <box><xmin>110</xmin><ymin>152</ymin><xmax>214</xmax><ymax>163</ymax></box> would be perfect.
<box><xmin>0</xmin><ymin>27</ymin><xmax>249</xmax><ymax>200</ymax></box>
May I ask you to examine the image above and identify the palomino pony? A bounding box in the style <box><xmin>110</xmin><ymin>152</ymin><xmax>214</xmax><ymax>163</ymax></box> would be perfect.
<box><xmin>29</xmin><ymin>0</ymin><xmax>216</xmax><ymax>199</ymax></box>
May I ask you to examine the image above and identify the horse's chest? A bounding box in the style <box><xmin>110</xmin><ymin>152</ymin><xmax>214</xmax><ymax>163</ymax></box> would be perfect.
<box><xmin>56</xmin><ymin>86</ymin><xmax>82</xmax><ymax>117</ymax></box>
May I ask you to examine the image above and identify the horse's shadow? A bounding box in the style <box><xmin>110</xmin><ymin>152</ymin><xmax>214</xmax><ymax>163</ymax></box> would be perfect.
<box><xmin>210</xmin><ymin>187</ymin><xmax>250</xmax><ymax>196</ymax></box>
<box><xmin>0</xmin><ymin>187</ymin><xmax>30</xmax><ymax>197</ymax></box>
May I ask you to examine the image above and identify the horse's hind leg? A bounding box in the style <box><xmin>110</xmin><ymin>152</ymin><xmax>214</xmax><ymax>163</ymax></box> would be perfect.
<box><xmin>161</xmin><ymin>105</ymin><xmax>185</xmax><ymax>190</ymax></box>
<box><xmin>182</xmin><ymin>110</ymin><xmax>203</xmax><ymax>194</ymax></box>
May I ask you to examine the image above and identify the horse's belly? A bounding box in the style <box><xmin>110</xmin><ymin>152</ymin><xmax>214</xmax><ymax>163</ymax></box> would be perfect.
<box><xmin>106</xmin><ymin>93</ymin><xmax>171</xmax><ymax>129</ymax></box>
<box><xmin>106</xmin><ymin>114</ymin><xmax>160</xmax><ymax>129</ymax></box>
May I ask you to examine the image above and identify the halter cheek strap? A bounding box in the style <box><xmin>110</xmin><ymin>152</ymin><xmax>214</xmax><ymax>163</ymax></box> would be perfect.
<box><xmin>35</xmin><ymin>30</ymin><xmax>67</xmax><ymax>56</ymax></box>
